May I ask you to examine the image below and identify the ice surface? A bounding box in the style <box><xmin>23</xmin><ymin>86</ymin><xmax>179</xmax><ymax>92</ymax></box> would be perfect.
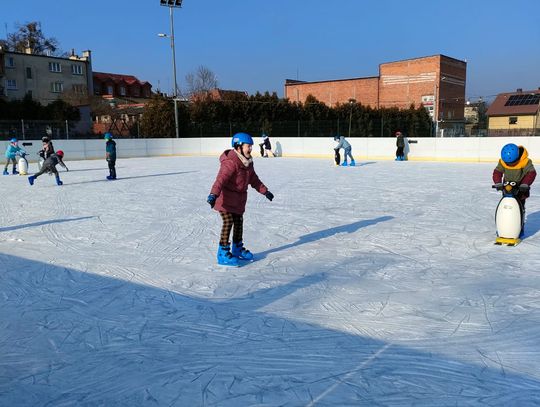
<box><xmin>1</xmin><ymin>156</ymin><xmax>540</xmax><ymax>406</ymax></box>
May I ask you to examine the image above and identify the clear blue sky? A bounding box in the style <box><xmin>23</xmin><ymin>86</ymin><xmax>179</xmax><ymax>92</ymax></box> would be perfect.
<box><xmin>3</xmin><ymin>0</ymin><xmax>539</xmax><ymax>101</ymax></box>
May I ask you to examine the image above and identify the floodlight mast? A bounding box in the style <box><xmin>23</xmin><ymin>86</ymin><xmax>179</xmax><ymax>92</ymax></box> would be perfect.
<box><xmin>159</xmin><ymin>0</ymin><xmax>183</xmax><ymax>138</ymax></box>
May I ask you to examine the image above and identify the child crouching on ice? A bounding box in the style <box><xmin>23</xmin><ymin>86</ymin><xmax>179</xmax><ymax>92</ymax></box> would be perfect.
<box><xmin>207</xmin><ymin>132</ymin><xmax>274</xmax><ymax>266</ymax></box>
<box><xmin>28</xmin><ymin>150</ymin><xmax>68</xmax><ymax>186</ymax></box>
<box><xmin>333</xmin><ymin>135</ymin><xmax>355</xmax><ymax>166</ymax></box>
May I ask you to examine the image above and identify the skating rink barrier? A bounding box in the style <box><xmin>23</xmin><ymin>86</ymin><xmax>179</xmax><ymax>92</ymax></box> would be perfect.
<box><xmin>10</xmin><ymin>137</ymin><xmax>540</xmax><ymax>163</ymax></box>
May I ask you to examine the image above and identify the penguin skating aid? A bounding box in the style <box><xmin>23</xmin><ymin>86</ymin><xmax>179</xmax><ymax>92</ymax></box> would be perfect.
<box><xmin>493</xmin><ymin>182</ymin><xmax>526</xmax><ymax>246</ymax></box>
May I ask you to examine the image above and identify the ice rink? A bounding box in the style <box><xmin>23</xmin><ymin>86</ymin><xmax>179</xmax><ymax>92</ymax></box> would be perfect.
<box><xmin>1</xmin><ymin>155</ymin><xmax>540</xmax><ymax>406</ymax></box>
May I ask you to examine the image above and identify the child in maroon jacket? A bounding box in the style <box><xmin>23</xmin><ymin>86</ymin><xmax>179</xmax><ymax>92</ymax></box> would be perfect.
<box><xmin>207</xmin><ymin>133</ymin><xmax>274</xmax><ymax>266</ymax></box>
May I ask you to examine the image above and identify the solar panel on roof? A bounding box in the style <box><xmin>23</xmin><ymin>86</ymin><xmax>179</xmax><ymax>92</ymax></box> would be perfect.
<box><xmin>504</xmin><ymin>94</ymin><xmax>540</xmax><ymax>106</ymax></box>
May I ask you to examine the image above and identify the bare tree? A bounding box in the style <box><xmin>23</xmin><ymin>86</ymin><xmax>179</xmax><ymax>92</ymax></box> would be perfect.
<box><xmin>185</xmin><ymin>65</ymin><xmax>218</xmax><ymax>97</ymax></box>
<box><xmin>0</xmin><ymin>22</ymin><xmax>62</xmax><ymax>56</ymax></box>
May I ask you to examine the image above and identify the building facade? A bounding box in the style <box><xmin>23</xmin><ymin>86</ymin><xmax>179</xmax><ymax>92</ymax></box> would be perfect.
<box><xmin>91</xmin><ymin>72</ymin><xmax>153</xmax><ymax>137</ymax></box>
<box><xmin>284</xmin><ymin>55</ymin><xmax>467</xmax><ymax>136</ymax></box>
<box><xmin>487</xmin><ymin>89</ymin><xmax>540</xmax><ymax>137</ymax></box>
<box><xmin>93</xmin><ymin>72</ymin><xmax>152</xmax><ymax>99</ymax></box>
<box><xmin>0</xmin><ymin>46</ymin><xmax>93</xmax><ymax>105</ymax></box>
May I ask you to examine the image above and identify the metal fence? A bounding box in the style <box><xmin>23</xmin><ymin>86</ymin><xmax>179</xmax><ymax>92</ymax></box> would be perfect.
<box><xmin>3</xmin><ymin>119</ymin><xmax>523</xmax><ymax>140</ymax></box>
<box><xmin>181</xmin><ymin>119</ymin><xmax>436</xmax><ymax>138</ymax></box>
<box><xmin>0</xmin><ymin>119</ymin><xmax>98</xmax><ymax>140</ymax></box>
<box><xmin>488</xmin><ymin>128</ymin><xmax>539</xmax><ymax>137</ymax></box>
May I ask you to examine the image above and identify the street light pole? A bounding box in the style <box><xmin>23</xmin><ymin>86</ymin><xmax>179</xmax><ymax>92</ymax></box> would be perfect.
<box><xmin>169</xmin><ymin>7</ymin><xmax>179</xmax><ymax>139</ymax></box>
<box><xmin>159</xmin><ymin>0</ymin><xmax>183</xmax><ymax>139</ymax></box>
<box><xmin>348</xmin><ymin>98</ymin><xmax>355</xmax><ymax>138</ymax></box>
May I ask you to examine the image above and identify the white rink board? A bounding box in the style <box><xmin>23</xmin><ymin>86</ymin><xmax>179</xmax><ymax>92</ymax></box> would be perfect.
<box><xmin>8</xmin><ymin>136</ymin><xmax>540</xmax><ymax>163</ymax></box>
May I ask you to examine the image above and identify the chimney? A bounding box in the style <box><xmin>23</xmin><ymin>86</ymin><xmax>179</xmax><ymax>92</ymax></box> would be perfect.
<box><xmin>82</xmin><ymin>50</ymin><xmax>94</xmax><ymax>97</ymax></box>
<box><xmin>82</xmin><ymin>50</ymin><xmax>92</xmax><ymax>62</ymax></box>
<box><xmin>24</xmin><ymin>40</ymin><xmax>33</xmax><ymax>54</ymax></box>
<box><xmin>516</xmin><ymin>88</ymin><xmax>523</xmax><ymax>93</ymax></box>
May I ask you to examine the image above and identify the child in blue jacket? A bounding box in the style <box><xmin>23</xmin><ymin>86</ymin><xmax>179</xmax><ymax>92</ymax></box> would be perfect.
<box><xmin>4</xmin><ymin>138</ymin><xmax>26</xmax><ymax>175</ymax></box>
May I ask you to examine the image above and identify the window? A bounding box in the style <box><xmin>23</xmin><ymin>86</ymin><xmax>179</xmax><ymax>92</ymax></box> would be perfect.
<box><xmin>509</xmin><ymin>116</ymin><xmax>518</xmax><ymax>125</ymax></box>
<box><xmin>49</xmin><ymin>62</ymin><xmax>62</xmax><ymax>73</ymax></box>
<box><xmin>26</xmin><ymin>67</ymin><xmax>32</xmax><ymax>79</ymax></box>
<box><xmin>72</xmin><ymin>84</ymin><xmax>85</xmax><ymax>94</ymax></box>
<box><xmin>107</xmin><ymin>85</ymin><xmax>113</xmax><ymax>95</ymax></box>
<box><xmin>51</xmin><ymin>82</ymin><xmax>64</xmax><ymax>93</ymax></box>
<box><xmin>71</xmin><ymin>64</ymin><xmax>83</xmax><ymax>75</ymax></box>
<box><xmin>6</xmin><ymin>57</ymin><xmax>15</xmax><ymax>68</ymax></box>
<box><xmin>120</xmin><ymin>86</ymin><xmax>126</xmax><ymax>96</ymax></box>
<box><xmin>6</xmin><ymin>79</ymin><xmax>17</xmax><ymax>90</ymax></box>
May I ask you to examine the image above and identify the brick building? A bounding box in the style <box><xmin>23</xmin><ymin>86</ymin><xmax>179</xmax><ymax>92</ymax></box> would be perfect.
<box><xmin>285</xmin><ymin>55</ymin><xmax>467</xmax><ymax>136</ymax></box>
<box><xmin>91</xmin><ymin>72</ymin><xmax>153</xmax><ymax>137</ymax></box>
<box><xmin>93</xmin><ymin>72</ymin><xmax>152</xmax><ymax>99</ymax></box>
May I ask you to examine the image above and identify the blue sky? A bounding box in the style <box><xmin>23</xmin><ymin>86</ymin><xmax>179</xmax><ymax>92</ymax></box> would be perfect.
<box><xmin>3</xmin><ymin>0</ymin><xmax>539</xmax><ymax>101</ymax></box>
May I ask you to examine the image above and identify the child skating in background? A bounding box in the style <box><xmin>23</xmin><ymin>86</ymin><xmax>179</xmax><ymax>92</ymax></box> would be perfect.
<box><xmin>38</xmin><ymin>136</ymin><xmax>55</xmax><ymax>170</ymax></box>
<box><xmin>207</xmin><ymin>132</ymin><xmax>274</xmax><ymax>266</ymax></box>
<box><xmin>259</xmin><ymin>133</ymin><xmax>276</xmax><ymax>157</ymax></box>
<box><xmin>104</xmin><ymin>133</ymin><xmax>117</xmax><ymax>180</ymax></box>
<box><xmin>28</xmin><ymin>150</ymin><xmax>68</xmax><ymax>186</ymax></box>
<box><xmin>395</xmin><ymin>131</ymin><xmax>405</xmax><ymax>161</ymax></box>
<box><xmin>333</xmin><ymin>135</ymin><xmax>355</xmax><ymax>166</ymax></box>
<box><xmin>40</xmin><ymin>136</ymin><xmax>55</xmax><ymax>158</ymax></box>
<box><xmin>4</xmin><ymin>138</ymin><xmax>26</xmax><ymax>175</ymax></box>
<box><xmin>493</xmin><ymin>143</ymin><xmax>536</xmax><ymax>236</ymax></box>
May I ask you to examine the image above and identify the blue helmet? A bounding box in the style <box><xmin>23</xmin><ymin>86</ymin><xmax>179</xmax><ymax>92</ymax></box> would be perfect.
<box><xmin>231</xmin><ymin>132</ymin><xmax>253</xmax><ymax>148</ymax></box>
<box><xmin>104</xmin><ymin>132</ymin><xmax>113</xmax><ymax>140</ymax></box>
<box><xmin>333</xmin><ymin>135</ymin><xmax>341</xmax><ymax>141</ymax></box>
<box><xmin>10</xmin><ymin>138</ymin><xmax>17</xmax><ymax>143</ymax></box>
<box><xmin>501</xmin><ymin>143</ymin><xmax>519</xmax><ymax>164</ymax></box>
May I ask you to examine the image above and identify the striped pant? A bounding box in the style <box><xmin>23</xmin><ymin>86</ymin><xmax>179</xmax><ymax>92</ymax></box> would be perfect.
<box><xmin>219</xmin><ymin>212</ymin><xmax>243</xmax><ymax>246</ymax></box>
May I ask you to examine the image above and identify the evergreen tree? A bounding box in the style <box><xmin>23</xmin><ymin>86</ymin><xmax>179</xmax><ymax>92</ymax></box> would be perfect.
<box><xmin>140</xmin><ymin>95</ymin><xmax>175</xmax><ymax>138</ymax></box>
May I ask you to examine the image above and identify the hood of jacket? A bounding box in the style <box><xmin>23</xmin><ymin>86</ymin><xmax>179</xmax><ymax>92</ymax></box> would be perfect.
<box><xmin>220</xmin><ymin>149</ymin><xmax>252</xmax><ymax>168</ymax></box>
<box><xmin>499</xmin><ymin>146</ymin><xmax>530</xmax><ymax>170</ymax></box>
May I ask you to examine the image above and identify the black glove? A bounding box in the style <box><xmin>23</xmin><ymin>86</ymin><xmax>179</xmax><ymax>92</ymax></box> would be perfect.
<box><xmin>519</xmin><ymin>184</ymin><xmax>530</xmax><ymax>192</ymax></box>
<box><xmin>493</xmin><ymin>183</ymin><xmax>503</xmax><ymax>190</ymax></box>
<box><xmin>265</xmin><ymin>191</ymin><xmax>274</xmax><ymax>201</ymax></box>
<box><xmin>207</xmin><ymin>194</ymin><xmax>216</xmax><ymax>208</ymax></box>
